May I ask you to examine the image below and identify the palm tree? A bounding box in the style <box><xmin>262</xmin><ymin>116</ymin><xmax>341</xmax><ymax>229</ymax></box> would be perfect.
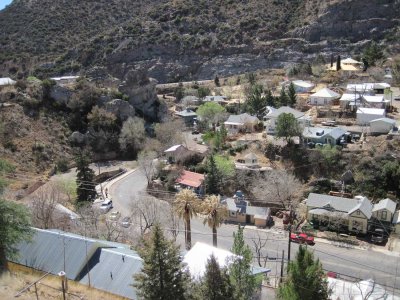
<box><xmin>201</xmin><ymin>195</ymin><xmax>228</xmax><ymax>247</ymax></box>
<box><xmin>174</xmin><ymin>189</ymin><xmax>199</xmax><ymax>250</ymax></box>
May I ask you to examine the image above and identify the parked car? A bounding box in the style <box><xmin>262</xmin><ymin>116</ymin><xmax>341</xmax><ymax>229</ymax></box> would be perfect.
<box><xmin>321</xmin><ymin>120</ymin><xmax>337</xmax><ymax>127</ymax></box>
<box><xmin>109</xmin><ymin>211</ymin><xmax>121</xmax><ymax>221</ymax></box>
<box><xmin>290</xmin><ymin>233</ymin><xmax>315</xmax><ymax>245</ymax></box>
<box><xmin>371</xmin><ymin>228</ymin><xmax>386</xmax><ymax>244</ymax></box>
<box><xmin>99</xmin><ymin>199</ymin><xmax>113</xmax><ymax>213</ymax></box>
<box><xmin>120</xmin><ymin>216</ymin><xmax>131</xmax><ymax>228</ymax></box>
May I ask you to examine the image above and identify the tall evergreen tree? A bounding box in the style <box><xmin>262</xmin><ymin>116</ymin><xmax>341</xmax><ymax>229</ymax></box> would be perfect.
<box><xmin>75</xmin><ymin>151</ymin><xmax>96</xmax><ymax>204</ymax></box>
<box><xmin>200</xmin><ymin>254</ymin><xmax>233</xmax><ymax>300</ymax></box>
<box><xmin>134</xmin><ymin>224</ymin><xmax>190</xmax><ymax>299</ymax></box>
<box><xmin>0</xmin><ymin>159</ymin><xmax>32</xmax><ymax>272</ymax></box>
<box><xmin>245</xmin><ymin>84</ymin><xmax>266</xmax><ymax>119</ymax></box>
<box><xmin>229</xmin><ymin>225</ymin><xmax>261</xmax><ymax>300</ymax></box>
<box><xmin>277</xmin><ymin>245</ymin><xmax>330</xmax><ymax>300</ymax></box>
<box><xmin>265</xmin><ymin>89</ymin><xmax>275</xmax><ymax>107</ymax></box>
<box><xmin>363</xmin><ymin>42</ymin><xmax>384</xmax><ymax>67</ymax></box>
<box><xmin>288</xmin><ymin>82</ymin><xmax>297</xmax><ymax>107</ymax></box>
<box><xmin>279</xmin><ymin>88</ymin><xmax>289</xmax><ymax>107</ymax></box>
<box><xmin>205</xmin><ymin>155</ymin><xmax>220</xmax><ymax>195</ymax></box>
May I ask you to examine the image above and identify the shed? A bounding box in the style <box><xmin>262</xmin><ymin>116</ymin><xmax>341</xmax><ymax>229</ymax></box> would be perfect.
<box><xmin>309</xmin><ymin>88</ymin><xmax>340</xmax><ymax>106</ymax></box>
<box><xmin>356</xmin><ymin>108</ymin><xmax>385</xmax><ymax>125</ymax></box>
<box><xmin>369</xmin><ymin>118</ymin><xmax>396</xmax><ymax>134</ymax></box>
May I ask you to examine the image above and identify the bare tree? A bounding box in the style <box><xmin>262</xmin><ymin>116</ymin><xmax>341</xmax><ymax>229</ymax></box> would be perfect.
<box><xmin>137</xmin><ymin>150</ymin><xmax>158</xmax><ymax>185</ymax></box>
<box><xmin>251</xmin><ymin>231</ymin><xmax>269</xmax><ymax>268</ymax></box>
<box><xmin>164</xmin><ymin>204</ymin><xmax>181</xmax><ymax>241</ymax></box>
<box><xmin>154</xmin><ymin>119</ymin><xmax>184</xmax><ymax>147</ymax></box>
<box><xmin>101</xmin><ymin>219</ymin><xmax>123</xmax><ymax>242</ymax></box>
<box><xmin>130</xmin><ymin>195</ymin><xmax>164</xmax><ymax>236</ymax></box>
<box><xmin>75</xmin><ymin>203</ymin><xmax>103</xmax><ymax>237</ymax></box>
<box><xmin>251</xmin><ymin>169</ymin><xmax>302</xmax><ymax>210</ymax></box>
<box><xmin>119</xmin><ymin>116</ymin><xmax>146</xmax><ymax>156</ymax></box>
<box><xmin>31</xmin><ymin>183</ymin><xmax>64</xmax><ymax>229</ymax></box>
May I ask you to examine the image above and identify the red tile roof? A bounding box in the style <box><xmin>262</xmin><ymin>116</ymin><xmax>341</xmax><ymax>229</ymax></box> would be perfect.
<box><xmin>176</xmin><ymin>170</ymin><xmax>205</xmax><ymax>188</ymax></box>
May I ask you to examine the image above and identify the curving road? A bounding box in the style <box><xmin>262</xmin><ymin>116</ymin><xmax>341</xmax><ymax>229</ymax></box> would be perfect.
<box><xmin>110</xmin><ymin>169</ymin><xmax>400</xmax><ymax>294</ymax></box>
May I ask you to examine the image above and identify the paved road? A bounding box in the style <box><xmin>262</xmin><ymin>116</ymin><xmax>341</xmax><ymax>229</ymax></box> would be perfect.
<box><xmin>110</xmin><ymin>169</ymin><xmax>400</xmax><ymax>294</ymax></box>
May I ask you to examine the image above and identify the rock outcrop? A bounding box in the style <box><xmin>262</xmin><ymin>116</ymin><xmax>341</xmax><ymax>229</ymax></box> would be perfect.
<box><xmin>50</xmin><ymin>85</ymin><xmax>72</xmax><ymax>106</ymax></box>
<box><xmin>105</xmin><ymin>99</ymin><xmax>135</xmax><ymax>122</ymax></box>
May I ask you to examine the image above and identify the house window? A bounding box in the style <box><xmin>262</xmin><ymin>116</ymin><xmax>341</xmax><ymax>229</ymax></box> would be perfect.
<box><xmin>381</xmin><ymin>211</ymin><xmax>387</xmax><ymax>220</ymax></box>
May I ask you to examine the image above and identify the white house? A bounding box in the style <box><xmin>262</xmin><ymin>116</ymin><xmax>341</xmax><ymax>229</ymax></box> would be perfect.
<box><xmin>224</xmin><ymin>113</ymin><xmax>259</xmax><ymax>134</ymax></box>
<box><xmin>369</xmin><ymin>118</ymin><xmax>397</xmax><ymax>134</ymax></box>
<box><xmin>265</xmin><ymin>106</ymin><xmax>311</xmax><ymax>134</ymax></box>
<box><xmin>302</xmin><ymin>127</ymin><xmax>346</xmax><ymax>145</ymax></box>
<box><xmin>362</xmin><ymin>95</ymin><xmax>390</xmax><ymax>109</ymax></box>
<box><xmin>291</xmin><ymin>80</ymin><xmax>315</xmax><ymax>93</ymax></box>
<box><xmin>346</xmin><ymin>83</ymin><xmax>390</xmax><ymax>95</ymax></box>
<box><xmin>356</xmin><ymin>108</ymin><xmax>385</xmax><ymax>125</ymax></box>
<box><xmin>339</xmin><ymin>93</ymin><xmax>362</xmax><ymax>109</ymax></box>
<box><xmin>309</xmin><ymin>88</ymin><xmax>340</xmax><ymax>106</ymax></box>
<box><xmin>372</xmin><ymin>198</ymin><xmax>397</xmax><ymax>224</ymax></box>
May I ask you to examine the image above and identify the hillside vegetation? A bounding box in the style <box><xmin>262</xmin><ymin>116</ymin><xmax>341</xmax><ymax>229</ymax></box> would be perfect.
<box><xmin>0</xmin><ymin>0</ymin><xmax>399</xmax><ymax>82</ymax></box>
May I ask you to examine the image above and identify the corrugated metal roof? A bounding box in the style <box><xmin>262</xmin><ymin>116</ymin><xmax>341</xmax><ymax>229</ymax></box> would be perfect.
<box><xmin>79</xmin><ymin>248</ymin><xmax>142</xmax><ymax>299</ymax></box>
<box><xmin>12</xmin><ymin>228</ymin><xmax>102</xmax><ymax>280</ymax></box>
<box><xmin>267</xmin><ymin>106</ymin><xmax>304</xmax><ymax>119</ymax></box>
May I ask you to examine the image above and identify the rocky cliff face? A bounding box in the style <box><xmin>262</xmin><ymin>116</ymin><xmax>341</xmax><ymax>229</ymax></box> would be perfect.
<box><xmin>0</xmin><ymin>0</ymin><xmax>398</xmax><ymax>82</ymax></box>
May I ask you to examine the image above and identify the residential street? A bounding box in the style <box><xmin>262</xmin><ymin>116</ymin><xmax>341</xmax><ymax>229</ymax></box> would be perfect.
<box><xmin>110</xmin><ymin>168</ymin><xmax>400</xmax><ymax>294</ymax></box>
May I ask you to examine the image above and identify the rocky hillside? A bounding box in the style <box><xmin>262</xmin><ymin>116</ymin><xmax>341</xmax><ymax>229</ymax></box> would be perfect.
<box><xmin>0</xmin><ymin>0</ymin><xmax>399</xmax><ymax>82</ymax></box>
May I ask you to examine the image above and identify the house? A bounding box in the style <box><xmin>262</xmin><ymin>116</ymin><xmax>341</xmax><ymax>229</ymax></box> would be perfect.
<box><xmin>224</xmin><ymin>113</ymin><xmax>259</xmax><ymax>134</ymax></box>
<box><xmin>372</xmin><ymin>198</ymin><xmax>397</xmax><ymax>224</ymax></box>
<box><xmin>328</xmin><ymin>277</ymin><xmax>400</xmax><ymax>300</ymax></box>
<box><xmin>175</xmin><ymin>109</ymin><xmax>197</xmax><ymax>126</ymax></box>
<box><xmin>291</xmin><ymin>80</ymin><xmax>315</xmax><ymax>93</ymax></box>
<box><xmin>356</xmin><ymin>108</ymin><xmax>386</xmax><ymax>125</ymax></box>
<box><xmin>264</xmin><ymin>106</ymin><xmax>311</xmax><ymax>134</ymax></box>
<box><xmin>10</xmin><ymin>228</ymin><xmax>143</xmax><ymax>299</ymax></box>
<box><xmin>306</xmin><ymin>193</ymin><xmax>373</xmax><ymax>235</ymax></box>
<box><xmin>370</xmin><ymin>118</ymin><xmax>397</xmax><ymax>134</ymax></box>
<box><xmin>164</xmin><ymin>144</ymin><xmax>190</xmax><ymax>163</ymax></box>
<box><xmin>309</xmin><ymin>88</ymin><xmax>340</xmax><ymax>106</ymax></box>
<box><xmin>302</xmin><ymin>127</ymin><xmax>346</xmax><ymax>145</ymax></box>
<box><xmin>224</xmin><ymin>191</ymin><xmax>271</xmax><ymax>228</ymax></box>
<box><xmin>50</xmin><ymin>76</ymin><xmax>79</xmax><ymax>85</ymax></box>
<box><xmin>392</xmin><ymin>211</ymin><xmax>400</xmax><ymax>234</ymax></box>
<box><xmin>341</xmin><ymin>57</ymin><xmax>363</xmax><ymax>69</ymax></box>
<box><xmin>339</xmin><ymin>93</ymin><xmax>363</xmax><ymax>110</ymax></box>
<box><xmin>175</xmin><ymin>170</ymin><xmax>205</xmax><ymax>194</ymax></box>
<box><xmin>183</xmin><ymin>242</ymin><xmax>270</xmax><ymax>279</ymax></box>
<box><xmin>182</xmin><ymin>95</ymin><xmax>200</xmax><ymax>105</ymax></box>
<box><xmin>346</xmin><ymin>83</ymin><xmax>391</xmax><ymax>95</ymax></box>
<box><xmin>0</xmin><ymin>77</ymin><xmax>16</xmax><ymax>88</ymax></box>
<box><xmin>362</xmin><ymin>95</ymin><xmax>390</xmax><ymax>108</ymax></box>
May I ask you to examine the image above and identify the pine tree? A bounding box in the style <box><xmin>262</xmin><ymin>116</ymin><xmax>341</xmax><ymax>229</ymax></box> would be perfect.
<box><xmin>279</xmin><ymin>88</ymin><xmax>288</xmax><ymax>107</ymax></box>
<box><xmin>277</xmin><ymin>245</ymin><xmax>330</xmax><ymax>300</ymax></box>
<box><xmin>214</xmin><ymin>75</ymin><xmax>220</xmax><ymax>87</ymax></box>
<box><xmin>229</xmin><ymin>225</ymin><xmax>261</xmax><ymax>300</ymax></box>
<box><xmin>75</xmin><ymin>151</ymin><xmax>96</xmax><ymax>204</ymax></box>
<box><xmin>265</xmin><ymin>89</ymin><xmax>275</xmax><ymax>107</ymax></box>
<box><xmin>200</xmin><ymin>254</ymin><xmax>233</xmax><ymax>300</ymax></box>
<box><xmin>134</xmin><ymin>224</ymin><xmax>190</xmax><ymax>299</ymax></box>
<box><xmin>205</xmin><ymin>155</ymin><xmax>220</xmax><ymax>195</ymax></box>
<box><xmin>288</xmin><ymin>82</ymin><xmax>297</xmax><ymax>107</ymax></box>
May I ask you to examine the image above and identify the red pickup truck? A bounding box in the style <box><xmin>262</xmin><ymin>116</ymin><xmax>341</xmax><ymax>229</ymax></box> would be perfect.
<box><xmin>290</xmin><ymin>233</ymin><xmax>315</xmax><ymax>245</ymax></box>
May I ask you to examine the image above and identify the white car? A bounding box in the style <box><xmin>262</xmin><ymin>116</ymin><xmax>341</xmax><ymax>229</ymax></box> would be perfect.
<box><xmin>109</xmin><ymin>211</ymin><xmax>121</xmax><ymax>221</ymax></box>
<box><xmin>99</xmin><ymin>199</ymin><xmax>113</xmax><ymax>213</ymax></box>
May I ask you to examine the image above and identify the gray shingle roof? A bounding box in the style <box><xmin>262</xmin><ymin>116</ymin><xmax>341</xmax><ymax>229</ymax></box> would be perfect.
<box><xmin>224</xmin><ymin>113</ymin><xmax>259</xmax><ymax>125</ymax></box>
<box><xmin>372</xmin><ymin>198</ymin><xmax>397</xmax><ymax>214</ymax></box>
<box><xmin>307</xmin><ymin>193</ymin><xmax>372</xmax><ymax>218</ymax></box>
<box><xmin>267</xmin><ymin>106</ymin><xmax>304</xmax><ymax>119</ymax></box>
<box><xmin>225</xmin><ymin>197</ymin><xmax>267</xmax><ymax>216</ymax></box>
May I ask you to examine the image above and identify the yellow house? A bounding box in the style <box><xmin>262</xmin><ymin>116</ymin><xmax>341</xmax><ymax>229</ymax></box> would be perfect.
<box><xmin>372</xmin><ymin>198</ymin><xmax>397</xmax><ymax>224</ymax></box>
<box><xmin>306</xmin><ymin>193</ymin><xmax>373</xmax><ymax>235</ymax></box>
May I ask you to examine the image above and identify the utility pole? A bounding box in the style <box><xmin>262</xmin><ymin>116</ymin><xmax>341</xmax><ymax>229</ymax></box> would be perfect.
<box><xmin>287</xmin><ymin>224</ymin><xmax>292</xmax><ymax>267</ymax></box>
<box><xmin>280</xmin><ymin>250</ymin><xmax>285</xmax><ymax>284</ymax></box>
